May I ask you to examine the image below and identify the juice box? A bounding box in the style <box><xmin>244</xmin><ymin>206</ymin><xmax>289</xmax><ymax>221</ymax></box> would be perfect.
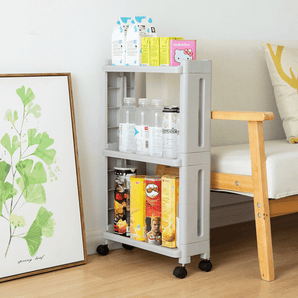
<box><xmin>126</xmin><ymin>16</ymin><xmax>157</xmax><ymax>66</ymax></box>
<box><xmin>145</xmin><ymin>176</ymin><xmax>162</xmax><ymax>245</ymax></box>
<box><xmin>111</xmin><ymin>17</ymin><xmax>132</xmax><ymax>66</ymax></box>
<box><xmin>149</xmin><ymin>37</ymin><xmax>160</xmax><ymax>66</ymax></box>
<box><xmin>160</xmin><ymin>37</ymin><xmax>183</xmax><ymax>66</ymax></box>
<box><xmin>170</xmin><ymin>40</ymin><xmax>196</xmax><ymax>66</ymax></box>
<box><xmin>161</xmin><ymin>175</ymin><xmax>179</xmax><ymax>248</ymax></box>
<box><xmin>141</xmin><ymin>37</ymin><xmax>150</xmax><ymax>66</ymax></box>
<box><xmin>130</xmin><ymin>175</ymin><xmax>146</xmax><ymax>241</ymax></box>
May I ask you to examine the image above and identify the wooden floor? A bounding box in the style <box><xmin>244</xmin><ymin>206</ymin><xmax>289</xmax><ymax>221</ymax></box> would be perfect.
<box><xmin>1</xmin><ymin>213</ymin><xmax>298</xmax><ymax>298</ymax></box>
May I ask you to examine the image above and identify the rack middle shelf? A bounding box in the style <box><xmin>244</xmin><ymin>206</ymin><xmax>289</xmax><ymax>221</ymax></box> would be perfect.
<box><xmin>103</xmin><ymin>148</ymin><xmax>182</xmax><ymax>167</ymax></box>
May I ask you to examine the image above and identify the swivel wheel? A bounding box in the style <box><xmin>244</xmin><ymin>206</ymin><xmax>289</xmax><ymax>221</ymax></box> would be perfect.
<box><xmin>96</xmin><ymin>244</ymin><xmax>109</xmax><ymax>256</ymax></box>
<box><xmin>122</xmin><ymin>244</ymin><xmax>134</xmax><ymax>250</ymax></box>
<box><xmin>199</xmin><ymin>259</ymin><xmax>212</xmax><ymax>272</ymax></box>
<box><xmin>173</xmin><ymin>266</ymin><xmax>187</xmax><ymax>279</ymax></box>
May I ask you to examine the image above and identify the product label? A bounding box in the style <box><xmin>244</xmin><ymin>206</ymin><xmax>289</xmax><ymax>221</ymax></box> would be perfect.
<box><xmin>149</xmin><ymin>126</ymin><xmax>162</xmax><ymax>157</ymax></box>
<box><xmin>135</xmin><ymin>125</ymin><xmax>149</xmax><ymax>155</ymax></box>
<box><xmin>119</xmin><ymin>123</ymin><xmax>135</xmax><ymax>152</ymax></box>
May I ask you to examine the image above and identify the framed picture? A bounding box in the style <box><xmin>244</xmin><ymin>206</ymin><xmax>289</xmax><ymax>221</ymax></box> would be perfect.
<box><xmin>0</xmin><ymin>73</ymin><xmax>87</xmax><ymax>282</ymax></box>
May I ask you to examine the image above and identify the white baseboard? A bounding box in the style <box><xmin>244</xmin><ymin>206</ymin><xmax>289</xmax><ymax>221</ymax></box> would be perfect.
<box><xmin>86</xmin><ymin>201</ymin><xmax>255</xmax><ymax>255</ymax></box>
<box><xmin>210</xmin><ymin>200</ymin><xmax>254</xmax><ymax>229</ymax></box>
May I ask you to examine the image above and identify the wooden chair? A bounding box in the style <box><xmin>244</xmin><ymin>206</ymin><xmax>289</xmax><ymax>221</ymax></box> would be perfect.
<box><xmin>210</xmin><ymin>110</ymin><xmax>298</xmax><ymax>282</ymax></box>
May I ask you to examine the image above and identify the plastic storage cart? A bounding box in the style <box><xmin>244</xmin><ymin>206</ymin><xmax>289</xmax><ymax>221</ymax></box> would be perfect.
<box><xmin>98</xmin><ymin>59</ymin><xmax>212</xmax><ymax>278</ymax></box>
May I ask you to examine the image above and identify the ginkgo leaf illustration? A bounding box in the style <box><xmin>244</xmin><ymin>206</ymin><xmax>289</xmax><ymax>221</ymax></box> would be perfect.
<box><xmin>23</xmin><ymin>221</ymin><xmax>42</xmax><ymax>257</ymax></box>
<box><xmin>0</xmin><ymin>133</ymin><xmax>21</xmax><ymax>157</ymax></box>
<box><xmin>16</xmin><ymin>177</ymin><xmax>46</xmax><ymax>204</ymax></box>
<box><xmin>10</xmin><ymin>214</ymin><xmax>26</xmax><ymax>228</ymax></box>
<box><xmin>0</xmin><ymin>161</ymin><xmax>17</xmax><ymax>216</ymax></box>
<box><xmin>16</xmin><ymin>86</ymin><xmax>35</xmax><ymax>107</ymax></box>
<box><xmin>42</xmin><ymin>218</ymin><xmax>56</xmax><ymax>238</ymax></box>
<box><xmin>27</xmin><ymin>128</ymin><xmax>41</xmax><ymax>147</ymax></box>
<box><xmin>4</xmin><ymin>109</ymin><xmax>18</xmax><ymax>125</ymax></box>
<box><xmin>27</xmin><ymin>102</ymin><xmax>41</xmax><ymax>118</ymax></box>
<box><xmin>32</xmin><ymin>132</ymin><xmax>56</xmax><ymax>165</ymax></box>
<box><xmin>16</xmin><ymin>159</ymin><xmax>47</xmax><ymax>186</ymax></box>
<box><xmin>23</xmin><ymin>206</ymin><xmax>55</xmax><ymax>256</ymax></box>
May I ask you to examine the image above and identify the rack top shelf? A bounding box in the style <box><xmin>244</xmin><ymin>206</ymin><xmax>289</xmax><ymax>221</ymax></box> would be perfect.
<box><xmin>103</xmin><ymin>59</ymin><xmax>212</xmax><ymax>74</ymax></box>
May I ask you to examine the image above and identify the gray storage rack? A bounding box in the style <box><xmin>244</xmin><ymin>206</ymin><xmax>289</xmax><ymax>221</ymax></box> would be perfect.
<box><xmin>99</xmin><ymin>59</ymin><xmax>212</xmax><ymax>278</ymax></box>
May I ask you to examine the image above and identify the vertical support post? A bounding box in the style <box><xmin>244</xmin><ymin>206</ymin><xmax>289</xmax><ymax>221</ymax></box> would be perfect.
<box><xmin>248</xmin><ymin>121</ymin><xmax>275</xmax><ymax>281</ymax></box>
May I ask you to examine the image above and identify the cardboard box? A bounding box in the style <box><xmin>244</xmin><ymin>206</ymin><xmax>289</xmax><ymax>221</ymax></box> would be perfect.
<box><xmin>149</xmin><ymin>37</ymin><xmax>160</xmax><ymax>66</ymax></box>
<box><xmin>126</xmin><ymin>16</ymin><xmax>157</xmax><ymax>66</ymax></box>
<box><xmin>170</xmin><ymin>40</ymin><xmax>196</xmax><ymax>66</ymax></box>
<box><xmin>160</xmin><ymin>37</ymin><xmax>183</xmax><ymax>66</ymax></box>
<box><xmin>161</xmin><ymin>175</ymin><xmax>179</xmax><ymax>248</ymax></box>
<box><xmin>111</xmin><ymin>17</ymin><xmax>132</xmax><ymax>66</ymax></box>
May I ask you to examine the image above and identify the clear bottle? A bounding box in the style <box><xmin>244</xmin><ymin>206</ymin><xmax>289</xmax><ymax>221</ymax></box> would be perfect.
<box><xmin>135</xmin><ymin>98</ymin><xmax>150</xmax><ymax>155</ymax></box>
<box><xmin>119</xmin><ymin>97</ymin><xmax>137</xmax><ymax>153</ymax></box>
<box><xmin>149</xmin><ymin>99</ymin><xmax>163</xmax><ymax>157</ymax></box>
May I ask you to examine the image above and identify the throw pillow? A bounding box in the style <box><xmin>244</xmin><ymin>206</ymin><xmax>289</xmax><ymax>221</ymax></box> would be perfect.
<box><xmin>261</xmin><ymin>43</ymin><xmax>298</xmax><ymax>144</ymax></box>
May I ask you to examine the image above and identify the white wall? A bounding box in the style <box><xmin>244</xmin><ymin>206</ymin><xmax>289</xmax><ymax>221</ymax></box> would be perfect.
<box><xmin>1</xmin><ymin>0</ymin><xmax>298</xmax><ymax>254</ymax></box>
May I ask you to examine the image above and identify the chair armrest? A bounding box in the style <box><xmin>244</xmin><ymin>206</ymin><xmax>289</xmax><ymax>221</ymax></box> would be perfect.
<box><xmin>211</xmin><ymin>111</ymin><xmax>274</xmax><ymax>122</ymax></box>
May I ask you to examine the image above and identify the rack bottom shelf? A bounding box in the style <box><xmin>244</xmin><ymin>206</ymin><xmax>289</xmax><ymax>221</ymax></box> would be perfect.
<box><xmin>103</xmin><ymin>232</ymin><xmax>181</xmax><ymax>259</ymax></box>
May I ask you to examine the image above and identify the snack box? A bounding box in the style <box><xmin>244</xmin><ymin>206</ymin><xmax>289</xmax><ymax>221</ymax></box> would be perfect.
<box><xmin>170</xmin><ymin>40</ymin><xmax>196</xmax><ymax>66</ymax></box>
<box><xmin>149</xmin><ymin>37</ymin><xmax>160</xmax><ymax>66</ymax></box>
<box><xmin>141</xmin><ymin>37</ymin><xmax>150</xmax><ymax>66</ymax></box>
<box><xmin>126</xmin><ymin>16</ymin><xmax>157</xmax><ymax>66</ymax></box>
<box><xmin>130</xmin><ymin>175</ymin><xmax>146</xmax><ymax>241</ymax></box>
<box><xmin>161</xmin><ymin>175</ymin><xmax>179</xmax><ymax>248</ymax></box>
<box><xmin>160</xmin><ymin>37</ymin><xmax>183</xmax><ymax>66</ymax></box>
<box><xmin>111</xmin><ymin>17</ymin><xmax>132</xmax><ymax>66</ymax></box>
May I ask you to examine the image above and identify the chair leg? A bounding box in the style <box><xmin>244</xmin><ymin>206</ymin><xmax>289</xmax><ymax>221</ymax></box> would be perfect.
<box><xmin>248</xmin><ymin>121</ymin><xmax>274</xmax><ymax>281</ymax></box>
<box><xmin>253</xmin><ymin>196</ymin><xmax>275</xmax><ymax>281</ymax></box>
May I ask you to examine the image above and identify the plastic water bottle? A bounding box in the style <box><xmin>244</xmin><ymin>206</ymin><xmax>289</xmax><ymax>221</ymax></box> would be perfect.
<box><xmin>149</xmin><ymin>99</ymin><xmax>163</xmax><ymax>157</ymax></box>
<box><xmin>119</xmin><ymin>97</ymin><xmax>137</xmax><ymax>153</ymax></box>
<box><xmin>135</xmin><ymin>98</ymin><xmax>150</xmax><ymax>155</ymax></box>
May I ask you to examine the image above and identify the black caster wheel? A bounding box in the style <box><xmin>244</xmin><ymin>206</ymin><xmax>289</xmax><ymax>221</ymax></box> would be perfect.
<box><xmin>96</xmin><ymin>244</ymin><xmax>109</xmax><ymax>256</ymax></box>
<box><xmin>173</xmin><ymin>266</ymin><xmax>187</xmax><ymax>279</ymax></box>
<box><xmin>199</xmin><ymin>259</ymin><xmax>212</xmax><ymax>272</ymax></box>
<box><xmin>122</xmin><ymin>244</ymin><xmax>134</xmax><ymax>250</ymax></box>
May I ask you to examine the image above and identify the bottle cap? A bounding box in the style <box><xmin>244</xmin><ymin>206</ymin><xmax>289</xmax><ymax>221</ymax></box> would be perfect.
<box><xmin>151</xmin><ymin>99</ymin><xmax>163</xmax><ymax>106</ymax></box>
<box><xmin>138</xmin><ymin>98</ymin><xmax>150</xmax><ymax>105</ymax></box>
<box><xmin>162</xmin><ymin>106</ymin><xmax>180</xmax><ymax>113</ymax></box>
<box><xmin>123</xmin><ymin>97</ymin><xmax>136</xmax><ymax>104</ymax></box>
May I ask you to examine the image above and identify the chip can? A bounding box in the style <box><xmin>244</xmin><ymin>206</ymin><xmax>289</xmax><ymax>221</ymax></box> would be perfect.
<box><xmin>145</xmin><ymin>175</ymin><xmax>162</xmax><ymax>245</ymax></box>
<box><xmin>114</xmin><ymin>166</ymin><xmax>137</xmax><ymax>236</ymax></box>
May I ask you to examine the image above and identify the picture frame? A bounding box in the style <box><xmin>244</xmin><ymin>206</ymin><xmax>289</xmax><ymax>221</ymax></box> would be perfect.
<box><xmin>0</xmin><ymin>73</ymin><xmax>87</xmax><ymax>282</ymax></box>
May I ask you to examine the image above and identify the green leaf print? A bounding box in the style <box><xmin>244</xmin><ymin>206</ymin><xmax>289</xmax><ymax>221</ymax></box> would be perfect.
<box><xmin>32</xmin><ymin>132</ymin><xmax>56</xmax><ymax>165</ymax></box>
<box><xmin>16</xmin><ymin>177</ymin><xmax>46</xmax><ymax>204</ymax></box>
<box><xmin>23</xmin><ymin>206</ymin><xmax>55</xmax><ymax>256</ymax></box>
<box><xmin>26</xmin><ymin>102</ymin><xmax>41</xmax><ymax>118</ymax></box>
<box><xmin>4</xmin><ymin>109</ymin><xmax>18</xmax><ymax>125</ymax></box>
<box><xmin>27</xmin><ymin>128</ymin><xmax>41</xmax><ymax>147</ymax></box>
<box><xmin>10</xmin><ymin>214</ymin><xmax>26</xmax><ymax>228</ymax></box>
<box><xmin>16</xmin><ymin>159</ymin><xmax>47</xmax><ymax>186</ymax></box>
<box><xmin>0</xmin><ymin>133</ymin><xmax>21</xmax><ymax>157</ymax></box>
<box><xmin>23</xmin><ymin>221</ymin><xmax>42</xmax><ymax>257</ymax></box>
<box><xmin>0</xmin><ymin>161</ymin><xmax>17</xmax><ymax>216</ymax></box>
<box><xmin>16</xmin><ymin>86</ymin><xmax>35</xmax><ymax>107</ymax></box>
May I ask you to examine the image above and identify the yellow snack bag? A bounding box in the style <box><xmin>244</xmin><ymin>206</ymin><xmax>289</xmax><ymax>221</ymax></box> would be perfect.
<box><xmin>150</xmin><ymin>37</ymin><xmax>160</xmax><ymax>66</ymax></box>
<box><xmin>141</xmin><ymin>37</ymin><xmax>150</xmax><ymax>66</ymax></box>
<box><xmin>161</xmin><ymin>175</ymin><xmax>179</xmax><ymax>248</ymax></box>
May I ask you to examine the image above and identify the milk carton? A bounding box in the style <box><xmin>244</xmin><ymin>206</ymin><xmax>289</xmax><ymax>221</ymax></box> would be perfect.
<box><xmin>126</xmin><ymin>16</ymin><xmax>157</xmax><ymax>66</ymax></box>
<box><xmin>112</xmin><ymin>17</ymin><xmax>132</xmax><ymax>66</ymax></box>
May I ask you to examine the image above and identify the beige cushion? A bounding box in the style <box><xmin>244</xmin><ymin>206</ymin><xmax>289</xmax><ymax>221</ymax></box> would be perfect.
<box><xmin>211</xmin><ymin>140</ymin><xmax>298</xmax><ymax>199</ymax></box>
<box><xmin>261</xmin><ymin>43</ymin><xmax>298</xmax><ymax>144</ymax></box>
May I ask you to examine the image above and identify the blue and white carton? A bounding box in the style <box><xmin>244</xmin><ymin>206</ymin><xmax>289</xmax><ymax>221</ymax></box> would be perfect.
<box><xmin>112</xmin><ymin>17</ymin><xmax>132</xmax><ymax>66</ymax></box>
<box><xmin>126</xmin><ymin>16</ymin><xmax>157</xmax><ymax>66</ymax></box>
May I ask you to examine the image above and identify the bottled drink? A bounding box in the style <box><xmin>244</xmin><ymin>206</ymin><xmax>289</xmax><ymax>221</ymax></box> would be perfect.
<box><xmin>135</xmin><ymin>98</ymin><xmax>150</xmax><ymax>155</ymax></box>
<box><xmin>162</xmin><ymin>106</ymin><xmax>179</xmax><ymax>159</ymax></box>
<box><xmin>149</xmin><ymin>99</ymin><xmax>163</xmax><ymax>157</ymax></box>
<box><xmin>119</xmin><ymin>97</ymin><xmax>137</xmax><ymax>153</ymax></box>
